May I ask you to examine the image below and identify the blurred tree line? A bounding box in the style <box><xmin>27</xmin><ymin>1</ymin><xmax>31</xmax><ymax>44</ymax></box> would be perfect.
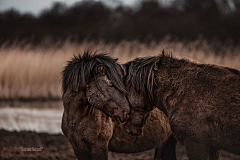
<box><xmin>0</xmin><ymin>0</ymin><xmax>240</xmax><ymax>46</ymax></box>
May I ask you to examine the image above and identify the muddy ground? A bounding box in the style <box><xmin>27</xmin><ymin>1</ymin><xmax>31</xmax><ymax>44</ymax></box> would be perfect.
<box><xmin>0</xmin><ymin>130</ymin><xmax>240</xmax><ymax>160</ymax></box>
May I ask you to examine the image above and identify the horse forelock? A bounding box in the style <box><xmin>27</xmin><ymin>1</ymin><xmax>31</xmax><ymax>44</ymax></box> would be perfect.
<box><xmin>62</xmin><ymin>50</ymin><xmax>126</xmax><ymax>95</ymax></box>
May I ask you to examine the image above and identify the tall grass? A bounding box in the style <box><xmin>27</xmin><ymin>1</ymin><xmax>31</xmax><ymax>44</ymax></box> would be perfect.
<box><xmin>0</xmin><ymin>39</ymin><xmax>239</xmax><ymax>100</ymax></box>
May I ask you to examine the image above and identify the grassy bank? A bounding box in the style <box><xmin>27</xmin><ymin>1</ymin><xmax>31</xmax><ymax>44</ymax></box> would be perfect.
<box><xmin>0</xmin><ymin>40</ymin><xmax>239</xmax><ymax>100</ymax></box>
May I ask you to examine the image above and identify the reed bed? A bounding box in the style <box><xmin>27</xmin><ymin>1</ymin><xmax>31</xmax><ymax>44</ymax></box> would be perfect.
<box><xmin>0</xmin><ymin>39</ymin><xmax>239</xmax><ymax>100</ymax></box>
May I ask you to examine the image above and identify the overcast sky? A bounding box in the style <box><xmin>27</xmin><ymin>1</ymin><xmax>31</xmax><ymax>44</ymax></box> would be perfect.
<box><xmin>0</xmin><ymin>0</ymin><xmax>237</xmax><ymax>16</ymax></box>
<box><xmin>0</xmin><ymin>0</ymin><xmax>139</xmax><ymax>15</ymax></box>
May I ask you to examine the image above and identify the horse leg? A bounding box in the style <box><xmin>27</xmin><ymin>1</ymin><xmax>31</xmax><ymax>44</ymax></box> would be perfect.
<box><xmin>156</xmin><ymin>135</ymin><xmax>177</xmax><ymax>160</ymax></box>
<box><xmin>70</xmin><ymin>142</ymin><xmax>92</xmax><ymax>160</ymax></box>
<box><xmin>184</xmin><ymin>139</ymin><xmax>220</xmax><ymax>160</ymax></box>
<box><xmin>209</xmin><ymin>150</ymin><xmax>220</xmax><ymax>160</ymax></box>
<box><xmin>75</xmin><ymin>148</ymin><xmax>92</xmax><ymax>160</ymax></box>
<box><xmin>153</xmin><ymin>147</ymin><xmax>162</xmax><ymax>160</ymax></box>
<box><xmin>91</xmin><ymin>143</ymin><xmax>108</xmax><ymax>160</ymax></box>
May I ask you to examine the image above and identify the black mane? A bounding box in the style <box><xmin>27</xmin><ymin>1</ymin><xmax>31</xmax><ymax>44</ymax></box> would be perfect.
<box><xmin>124</xmin><ymin>50</ymin><xmax>240</xmax><ymax>105</ymax></box>
<box><xmin>123</xmin><ymin>51</ymin><xmax>173</xmax><ymax>104</ymax></box>
<box><xmin>62</xmin><ymin>50</ymin><xmax>126</xmax><ymax>95</ymax></box>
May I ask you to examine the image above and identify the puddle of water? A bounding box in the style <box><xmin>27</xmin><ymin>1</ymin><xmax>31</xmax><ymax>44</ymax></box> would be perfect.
<box><xmin>0</xmin><ymin>106</ymin><xmax>64</xmax><ymax>134</ymax></box>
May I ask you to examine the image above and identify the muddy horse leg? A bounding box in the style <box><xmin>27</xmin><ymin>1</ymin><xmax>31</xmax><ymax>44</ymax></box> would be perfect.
<box><xmin>75</xmin><ymin>149</ymin><xmax>92</xmax><ymax>160</ymax></box>
<box><xmin>154</xmin><ymin>147</ymin><xmax>162</xmax><ymax>160</ymax></box>
<box><xmin>154</xmin><ymin>135</ymin><xmax>177</xmax><ymax>160</ymax></box>
<box><xmin>209</xmin><ymin>150</ymin><xmax>220</xmax><ymax>160</ymax></box>
<box><xmin>91</xmin><ymin>143</ymin><xmax>108</xmax><ymax>160</ymax></box>
<box><xmin>185</xmin><ymin>139</ymin><xmax>220</xmax><ymax>160</ymax></box>
<box><xmin>70</xmin><ymin>142</ymin><xmax>92</xmax><ymax>160</ymax></box>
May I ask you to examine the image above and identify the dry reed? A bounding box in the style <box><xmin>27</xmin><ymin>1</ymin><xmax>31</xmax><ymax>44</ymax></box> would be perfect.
<box><xmin>0</xmin><ymin>39</ymin><xmax>239</xmax><ymax>100</ymax></box>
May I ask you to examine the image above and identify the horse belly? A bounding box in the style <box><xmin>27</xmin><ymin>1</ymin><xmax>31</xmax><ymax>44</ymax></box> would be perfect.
<box><xmin>108</xmin><ymin>139</ymin><xmax>156</xmax><ymax>153</ymax></box>
<box><xmin>170</xmin><ymin>107</ymin><xmax>240</xmax><ymax>156</ymax></box>
<box><xmin>220</xmin><ymin>141</ymin><xmax>240</xmax><ymax>155</ymax></box>
<box><xmin>214</xmin><ymin>123</ymin><xmax>240</xmax><ymax>155</ymax></box>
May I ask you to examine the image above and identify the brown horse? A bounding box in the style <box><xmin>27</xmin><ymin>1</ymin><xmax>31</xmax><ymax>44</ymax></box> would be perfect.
<box><xmin>62</xmin><ymin>51</ymin><xmax>130</xmax><ymax>123</ymax></box>
<box><xmin>87</xmin><ymin>51</ymin><xmax>240</xmax><ymax>160</ymax></box>
<box><xmin>61</xmin><ymin>51</ymin><xmax>177</xmax><ymax>160</ymax></box>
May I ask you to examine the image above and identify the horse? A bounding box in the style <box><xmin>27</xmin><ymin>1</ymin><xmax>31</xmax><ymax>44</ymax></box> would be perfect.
<box><xmin>86</xmin><ymin>50</ymin><xmax>240</xmax><ymax>160</ymax></box>
<box><xmin>62</xmin><ymin>50</ymin><xmax>130</xmax><ymax>123</ymax></box>
<box><xmin>61</xmin><ymin>51</ymin><xmax>177</xmax><ymax>160</ymax></box>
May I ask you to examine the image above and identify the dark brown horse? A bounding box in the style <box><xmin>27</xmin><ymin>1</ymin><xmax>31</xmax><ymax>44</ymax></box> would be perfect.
<box><xmin>61</xmin><ymin>51</ymin><xmax>177</xmax><ymax>160</ymax></box>
<box><xmin>62</xmin><ymin>51</ymin><xmax>130</xmax><ymax>123</ymax></box>
<box><xmin>88</xmin><ymin>50</ymin><xmax>240</xmax><ymax>160</ymax></box>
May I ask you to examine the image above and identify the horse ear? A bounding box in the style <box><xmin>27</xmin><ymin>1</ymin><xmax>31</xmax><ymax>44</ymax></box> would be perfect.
<box><xmin>96</xmin><ymin>64</ymin><xmax>105</xmax><ymax>76</ymax></box>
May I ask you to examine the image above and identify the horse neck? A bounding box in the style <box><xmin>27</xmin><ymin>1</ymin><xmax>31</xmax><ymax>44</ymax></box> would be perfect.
<box><xmin>153</xmin><ymin>63</ymin><xmax>198</xmax><ymax>115</ymax></box>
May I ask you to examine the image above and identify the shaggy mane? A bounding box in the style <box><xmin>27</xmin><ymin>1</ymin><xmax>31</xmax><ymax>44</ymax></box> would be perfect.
<box><xmin>62</xmin><ymin>50</ymin><xmax>126</xmax><ymax>95</ymax></box>
<box><xmin>124</xmin><ymin>50</ymin><xmax>240</xmax><ymax>105</ymax></box>
<box><xmin>123</xmin><ymin>50</ymin><xmax>175</xmax><ymax>104</ymax></box>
